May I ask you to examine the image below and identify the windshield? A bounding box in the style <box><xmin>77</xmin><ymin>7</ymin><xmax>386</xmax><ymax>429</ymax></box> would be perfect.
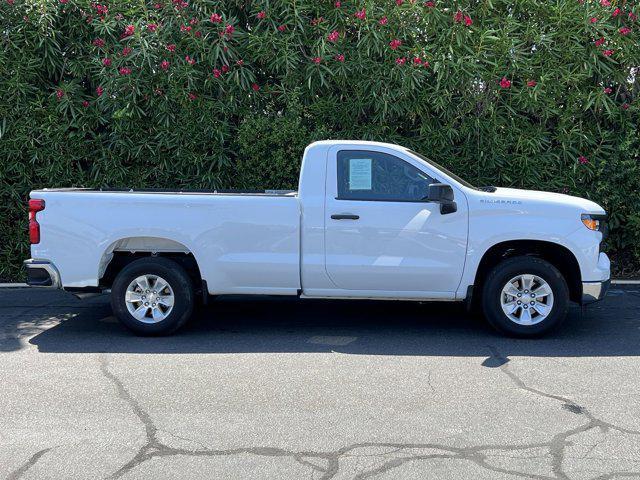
<box><xmin>407</xmin><ymin>149</ymin><xmax>477</xmax><ymax>189</ymax></box>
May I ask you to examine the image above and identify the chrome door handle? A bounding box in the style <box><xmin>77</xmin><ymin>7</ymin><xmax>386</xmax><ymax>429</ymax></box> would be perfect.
<box><xmin>331</xmin><ymin>214</ymin><xmax>360</xmax><ymax>220</ymax></box>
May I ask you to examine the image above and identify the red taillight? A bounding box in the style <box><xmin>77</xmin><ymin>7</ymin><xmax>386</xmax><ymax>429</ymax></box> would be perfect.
<box><xmin>29</xmin><ymin>199</ymin><xmax>45</xmax><ymax>244</ymax></box>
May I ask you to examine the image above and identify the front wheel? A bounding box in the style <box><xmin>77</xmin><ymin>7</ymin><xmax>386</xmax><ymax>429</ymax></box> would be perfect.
<box><xmin>482</xmin><ymin>256</ymin><xmax>569</xmax><ymax>337</ymax></box>
<box><xmin>110</xmin><ymin>257</ymin><xmax>195</xmax><ymax>336</ymax></box>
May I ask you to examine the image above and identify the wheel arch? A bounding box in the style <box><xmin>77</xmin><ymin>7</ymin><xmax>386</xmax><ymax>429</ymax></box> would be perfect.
<box><xmin>473</xmin><ymin>240</ymin><xmax>582</xmax><ymax>304</ymax></box>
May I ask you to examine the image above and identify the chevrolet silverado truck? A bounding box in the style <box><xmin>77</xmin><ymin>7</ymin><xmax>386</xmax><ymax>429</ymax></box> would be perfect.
<box><xmin>24</xmin><ymin>140</ymin><xmax>610</xmax><ymax>336</ymax></box>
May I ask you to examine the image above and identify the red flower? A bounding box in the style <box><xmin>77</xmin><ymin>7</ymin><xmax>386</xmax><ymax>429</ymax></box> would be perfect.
<box><xmin>180</xmin><ymin>25</ymin><xmax>192</xmax><ymax>33</ymax></box>
<box><xmin>195</xmin><ymin>30</ymin><xmax>201</xmax><ymax>37</ymax></box>
<box><xmin>629</xmin><ymin>12</ymin><xmax>637</xmax><ymax>21</ymax></box>
<box><xmin>334</xmin><ymin>1</ymin><xmax>341</xmax><ymax>7</ymax></box>
<box><xmin>251</xmin><ymin>83</ymin><xmax>260</xmax><ymax>91</ymax></box>
<box><xmin>328</xmin><ymin>30</ymin><xmax>339</xmax><ymax>42</ymax></box>
<box><xmin>464</xmin><ymin>15</ymin><xmax>472</xmax><ymax>26</ymax></box>
<box><xmin>413</xmin><ymin>57</ymin><xmax>423</xmax><ymax>65</ymax></box>
<box><xmin>594</xmin><ymin>37</ymin><xmax>605</xmax><ymax>47</ymax></box>
<box><xmin>185</xmin><ymin>55</ymin><xmax>195</xmax><ymax>65</ymax></box>
<box><xmin>160</xmin><ymin>60</ymin><xmax>170</xmax><ymax>70</ymax></box>
<box><xmin>424</xmin><ymin>1</ymin><xmax>435</xmax><ymax>7</ymax></box>
<box><xmin>188</xmin><ymin>92</ymin><xmax>197</xmax><ymax>101</ymax></box>
<box><xmin>619</xmin><ymin>26</ymin><xmax>631</xmax><ymax>35</ymax></box>
<box><xmin>154</xmin><ymin>3</ymin><xmax>163</xmax><ymax>9</ymax></box>
<box><xmin>56</xmin><ymin>89</ymin><xmax>64</xmax><ymax>100</ymax></box>
<box><xmin>379</xmin><ymin>16</ymin><xmax>388</xmax><ymax>25</ymax></box>
<box><xmin>224</xmin><ymin>24</ymin><xmax>235</xmax><ymax>36</ymax></box>
<box><xmin>123</xmin><ymin>24</ymin><xmax>135</xmax><ymax>37</ymax></box>
<box><xmin>7</xmin><ymin>0</ymin><xmax>14</xmax><ymax>5</ymax></box>
<box><xmin>210</xmin><ymin>13</ymin><xmax>222</xmax><ymax>23</ymax></box>
<box><xmin>600</xmin><ymin>0</ymin><xmax>610</xmax><ymax>6</ymax></box>
<box><xmin>82</xmin><ymin>100</ymin><xmax>90</xmax><ymax>107</ymax></box>
<box><xmin>396</xmin><ymin>0</ymin><xmax>403</xmax><ymax>5</ymax></box>
<box><xmin>612</xmin><ymin>7</ymin><xmax>621</xmax><ymax>17</ymax></box>
<box><xmin>236</xmin><ymin>59</ymin><xmax>244</xmax><ymax>66</ymax></box>
<box><xmin>257</xmin><ymin>11</ymin><xmax>266</xmax><ymax>19</ymax></box>
<box><xmin>189</xmin><ymin>17</ymin><xmax>198</xmax><ymax>25</ymax></box>
<box><xmin>603</xmin><ymin>87</ymin><xmax>612</xmax><ymax>94</ymax></box>
<box><xmin>277</xmin><ymin>25</ymin><xmax>286</xmax><ymax>32</ymax></box>
<box><xmin>213</xmin><ymin>68</ymin><xmax>222</xmax><ymax>78</ymax></box>
<box><xmin>395</xmin><ymin>57</ymin><xmax>407</xmax><ymax>65</ymax></box>
<box><xmin>389</xmin><ymin>39</ymin><xmax>402</xmax><ymax>50</ymax></box>
<box><xmin>354</xmin><ymin>9</ymin><xmax>366</xmax><ymax>20</ymax></box>
<box><xmin>312</xmin><ymin>57</ymin><xmax>322</xmax><ymax>64</ymax></box>
<box><xmin>602</xmin><ymin>49</ymin><xmax>614</xmax><ymax>56</ymax></box>
<box><xmin>335</xmin><ymin>53</ymin><xmax>345</xmax><ymax>62</ymax></box>
<box><xmin>60</xmin><ymin>0</ymin><xmax>68</xmax><ymax>4</ymax></box>
<box><xmin>147</xmin><ymin>23</ymin><xmax>158</xmax><ymax>32</ymax></box>
<box><xmin>166</xmin><ymin>44</ymin><xmax>176</xmax><ymax>52</ymax></box>
<box><xmin>578</xmin><ymin>156</ymin><xmax>589</xmax><ymax>165</ymax></box>
<box><xmin>622</xmin><ymin>103</ymin><xmax>630</xmax><ymax>110</ymax></box>
<box><xmin>96</xmin><ymin>86</ymin><xmax>104</xmax><ymax>96</ymax></box>
<box><xmin>423</xmin><ymin>60</ymin><xmax>430</xmax><ymax>67</ymax></box>
<box><xmin>454</xmin><ymin>10</ymin><xmax>463</xmax><ymax>22</ymax></box>
<box><xmin>92</xmin><ymin>38</ymin><xmax>105</xmax><ymax>47</ymax></box>
<box><xmin>95</xmin><ymin>4</ymin><xmax>108</xmax><ymax>15</ymax></box>
<box><xmin>221</xmin><ymin>65</ymin><xmax>229</xmax><ymax>73</ymax></box>
<box><xmin>527</xmin><ymin>80</ymin><xmax>537</xmax><ymax>87</ymax></box>
<box><xmin>500</xmin><ymin>77</ymin><xmax>511</xmax><ymax>88</ymax></box>
<box><xmin>122</xmin><ymin>47</ymin><xmax>132</xmax><ymax>56</ymax></box>
<box><xmin>590</xmin><ymin>17</ymin><xmax>598</xmax><ymax>23</ymax></box>
<box><xmin>119</xmin><ymin>67</ymin><xmax>132</xmax><ymax>75</ymax></box>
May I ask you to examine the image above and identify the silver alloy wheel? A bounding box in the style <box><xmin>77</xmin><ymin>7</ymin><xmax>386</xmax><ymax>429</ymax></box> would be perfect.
<box><xmin>500</xmin><ymin>274</ymin><xmax>554</xmax><ymax>326</ymax></box>
<box><xmin>125</xmin><ymin>274</ymin><xmax>175</xmax><ymax>324</ymax></box>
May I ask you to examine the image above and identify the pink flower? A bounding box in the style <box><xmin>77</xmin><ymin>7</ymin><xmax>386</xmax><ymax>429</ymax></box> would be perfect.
<box><xmin>500</xmin><ymin>77</ymin><xmax>511</xmax><ymax>88</ymax></box>
<box><xmin>213</xmin><ymin>68</ymin><xmax>222</xmax><ymax>78</ymax></box>
<box><xmin>119</xmin><ymin>67</ymin><xmax>132</xmax><ymax>75</ymax></box>
<box><xmin>221</xmin><ymin>65</ymin><xmax>229</xmax><ymax>73</ymax></box>
<box><xmin>252</xmin><ymin>83</ymin><xmax>260</xmax><ymax>91</ymax></box>
<box><xmin>527</xmin><ymin>80</ymin><xmax>537</xmax><ymax>87</ymax></box>
<box><xmin>7</xmin><ymin>0</ymin><xmax>14</xmax><ymax>5</ymax></box>
<box><xmin>185</xmin><ymin>55</ymin><xmax>195</xmax><ymax>65</ymax></box>
<box><xmin>180</xmin><ymin>25</ymin><xmax>192</xmax><ymax>33</ymax></box>
<box><xmin>578</xmin><ymin>156</ymin><xmax>589</xmax><ymax>165</ymax></box>
<box><xmin>121</xmin><ymin>47</ymin><xmax>132</xmax><ymax>56</ymax></box>
<box><xmin>396</xmin><ymin>0</ymin><xmax>403</xmax><ymax>5</ymax></box>
<box><xmin>413</xmin><ymin>57</ymin><xmax>423</xmax><ymax>65</ymax></box>
<box><xmin>594</xmin><ymin>37</ymin><xmax>605</xmax><ymax>47</ymax></box>
<box><xmin>423</xmin><ymin>60</ymin><xmax>430</xmax><ymax>67</ymax></box>
<box><xmin>188</xmin><ymin>92</ymin><xmax>197</xmax><ymax>101</ymax></box>
<box><xmin>195</xmin><ymin>30</ymin><xmax>201</xmax><ymax>37</ymax></box>
<box><xmin>619</xmin><ymin>26</ymin><xmax>631</xmax><ymax>35</ymax></box>
<box><xmin>335</xmin><ymin>53</ymin><xmax>345</xmax><ymax>62</ymax></box>
<box><xmin>602</xmin><ymin>49</ymin><xmax>614</xmax><ymax>56</ymax></box>
<box><xmin>190</xmin><ymin>17</ymin><xmax>198</xmax><ymax>25</ymax></box>
<box><xmin>464</xmin><ymin>15</ymin><xmax>472</xmax><ymax>26</ymax></box>
<box><xmin>102</xmin><ymin>57</ymin><xmax>111</xmax><ymax>67</ymax></box>
<box><xmin>95</xmin><ymin>4</ymin><xmax>108</xmax><ymax>15</ymax></box>
<box><xmin>92</xmin><ymin>38</ymin><xmax>105</xmax><ymax>47</ymax></box>
<box><xmin>603</xmin><ymin>87</ymin><xmax>612</xmax><ymax>94</ymax></box>
<box><xmin>277</xmin><ymin>25</ymin><xmax>286</xmax><ymax>32</ymax></box>
<box><xmin>310</xmin><ymin>17</ymin><xmax>324</xmax><ymax>25</ymax></box>
<box><xmin>334</xmin><ymin>1</ymin><xmax>341</xmax><ymax>7</ymax></box>
<box><xmin>60</xmin><ymin>0</ymin><xmax>68</xmax><ymax>4</ymax></box>
<box><xmin>123</xmin><ymin>24</ymin><xmax>135</xmax><ymax>37</ymax></box>
<box><xmin>224</xmin><ymin>24</ymin><xmax>234</xmax><ymax>36</ymax></box>
<box><xmin>96</xmin><ymin>86</ymin><xmax>104</xmax><ymax>96</ymax></box>
<box><xmin>389</xmin><ymin>39</ymin><xmax>402</xmax><ymax>50</ymax></box>
<box><xmin>236</xmin><ymin>59</ymin><xmax>244</xmax><ymax>66</ymax></box>
<box><xmin>147</xmin><ymin>23</ymin><xmax>158</xmax><ymax>32</ymax></box>
<box><xmin>210</xmin><ymin>13</ymin><xmax>222</xmax><ymax>23</ymax></box>
<box><xmin>56</xmin><ymin>89</ymin><xmax>64</xmax><ymax>100</ymax></box>
<box><xmin>312</xmin><ymin>57</ymin><xmax>322</xmax><ymax>64</ymax></box>
<box><xmin>622</xmin><ymin>103</ymin><xmax>630</xmax><ymax>110</ymax></box>
<box><xmin>612</xmin><ymin>7</ymin><xmax>621</xmax><ymax>17</ymax></box>
<box><xmin>395</xmin><ymin>57</ymin><xmax>407</xmax><ymax>65</ymax></box>
<box><xmin>160</xmin><ymin>60</ymin><xmax>170</xmax><ymax>70</ymax></box>
<box><xmin>354</xmin><ymin>9</ymin><xmax>366</xmax><ymax>20</ymax></box>
<box><xmin>590</xmin><ymin>17</ymin><xmax>598</xmax><ymax>23</ymax></box>
<box><xmin>629</xmin><ymin>12</ymin><xmax>637</xmax><ymax>21</ymax></box>
<box><xmin>454</xmin><ymin>10</ymin><xmax>463</xmax><ymax>23</ymax></box>
<box><xmin>82</xmin><ymin>100</ymin><xmax>90</xmax><ymax>107</ymax></box>
<box><xmin>424</xmin><ymin>1</ymin><xmax>435</xmax><ymax>7</ymax></box>
<box><xmin>328</xmin><ymin>30</ymin><xmax>339</xmax><ymax>42</ymax></box>
<box><xmin>257</xmin><ymin>11</ymin><xmax>266</xmax><ymax>19</ymax></box>
<box><xmin>166</xmin><ymin>44</ymin><xmax>176</xmax><ymax>52</ymax></box>
<box><xmin>379</xmin><ymin>16</ymin><xmax>388</xmax><ymax>25</ymax></box>
<box><xmin>154</xmin><ymin>3</ymin><xmax>163</xmax><ymax>9</ymax></box>
<box><xmin>600</xmin><ymin>0</ymin><xmax>610</xmax><ymax>6</ymax></box>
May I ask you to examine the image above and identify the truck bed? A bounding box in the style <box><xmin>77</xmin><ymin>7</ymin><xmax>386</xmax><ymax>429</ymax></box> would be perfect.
<box><xmin>34</xmin><ymin>188</ymin><xmax>298</xmax><ymax>196</ymax></box>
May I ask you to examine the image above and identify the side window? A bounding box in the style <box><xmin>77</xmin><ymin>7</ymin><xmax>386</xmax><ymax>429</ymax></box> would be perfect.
<box><xmin>337</xmin><ymin>150</ymin><xmax>435</xmax><ymax>201</ymax></box>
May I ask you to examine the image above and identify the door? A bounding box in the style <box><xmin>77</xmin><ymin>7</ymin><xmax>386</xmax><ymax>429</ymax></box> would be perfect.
<box><xmin>324</xmin><ymin>147</ymin><xmax>468</xmax><ymax>294</ymax></box>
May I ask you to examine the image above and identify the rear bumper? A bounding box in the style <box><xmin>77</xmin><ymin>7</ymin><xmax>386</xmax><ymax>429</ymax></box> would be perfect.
<box><xmin>24</xmin><ymin>259</ymin><xmax>61</xmax><ymax>288</ymax></box>
<box><xmin>582</xmin><ymin>279</ymin><xmax>610</xmax><ymax>305</ymax></box>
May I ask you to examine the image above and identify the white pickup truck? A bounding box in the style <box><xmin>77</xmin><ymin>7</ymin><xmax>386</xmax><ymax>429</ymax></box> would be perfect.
<box><xmin>25</xmin><ymin>140</ymin><xmax>610</xmax><ymax>336</ymax></box>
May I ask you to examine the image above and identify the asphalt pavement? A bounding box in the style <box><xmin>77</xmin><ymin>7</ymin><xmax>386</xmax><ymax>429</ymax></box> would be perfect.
<box><xmin>1</xmin><ymin>286</ymin><xmax>640</xmax><ymax>479</ymax></box>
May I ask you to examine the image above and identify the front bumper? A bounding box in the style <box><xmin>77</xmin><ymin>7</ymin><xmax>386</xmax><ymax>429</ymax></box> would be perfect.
<box><xmin>24</xmin><ymin>259</ymin><xmax>61</xmax><ymax>288</ymax></box>
<box><xmin>582</xmin><ymin>279</ymin><xmax>610</xmax><ymax>304</ymax></box>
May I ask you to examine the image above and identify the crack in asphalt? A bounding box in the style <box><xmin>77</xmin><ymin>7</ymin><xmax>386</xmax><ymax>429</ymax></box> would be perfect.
<box><xmin>98</xmin><ymin>350</ymin><xmax>640</xmax><ymax>480</ymax></box>
<box><xmin>6</xmin><ymin>447</ymin><xmax>53</xmax><ymax>480</ymax></box>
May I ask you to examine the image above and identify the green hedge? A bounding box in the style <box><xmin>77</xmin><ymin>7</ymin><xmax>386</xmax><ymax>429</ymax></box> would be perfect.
<box><xmin>1</xmin><ymin>0</ymin><xmax>639</xmax><ymax>281</ymax></box>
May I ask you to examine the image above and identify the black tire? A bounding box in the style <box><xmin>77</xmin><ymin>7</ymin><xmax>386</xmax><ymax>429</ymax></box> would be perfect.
<box><xmin>110</xmin><ymin>257</ymin><xmax>194</xmax><ymax>336</ymax></box>
<box><xmin>481</xmin><ymin>256</ymin><xmax>569</xmax><ymax>337</ymax></box>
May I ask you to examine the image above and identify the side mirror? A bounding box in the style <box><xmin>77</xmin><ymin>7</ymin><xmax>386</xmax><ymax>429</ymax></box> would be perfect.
<box><xmin>427</xmin><ymin>183</ymin><xmax>457</xmax><ymax>214</ymax></box>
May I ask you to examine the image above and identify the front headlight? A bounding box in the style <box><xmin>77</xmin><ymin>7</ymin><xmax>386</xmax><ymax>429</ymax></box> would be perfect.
<box><xmin>581</xmin><ymin>213</ymin><xmax>607</xmax><ymax>236</ymax></box>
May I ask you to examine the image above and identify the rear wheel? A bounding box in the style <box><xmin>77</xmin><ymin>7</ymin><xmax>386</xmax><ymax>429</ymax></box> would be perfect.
<box><xmin>482</xmin><ymin>256</ymin><xmax>569</xmax><ymax>337</ymax></box>
<box><xmin>110</xmin><ymin>257</ymin><xmax>194</xmax><ymax>335</ymax></box>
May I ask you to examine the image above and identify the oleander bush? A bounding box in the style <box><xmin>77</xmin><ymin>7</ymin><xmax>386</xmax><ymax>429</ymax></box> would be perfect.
<box><xmin>1</xmin><ymin>0</ymin><xmax>639</xmax><ymax>281</ymax></box>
